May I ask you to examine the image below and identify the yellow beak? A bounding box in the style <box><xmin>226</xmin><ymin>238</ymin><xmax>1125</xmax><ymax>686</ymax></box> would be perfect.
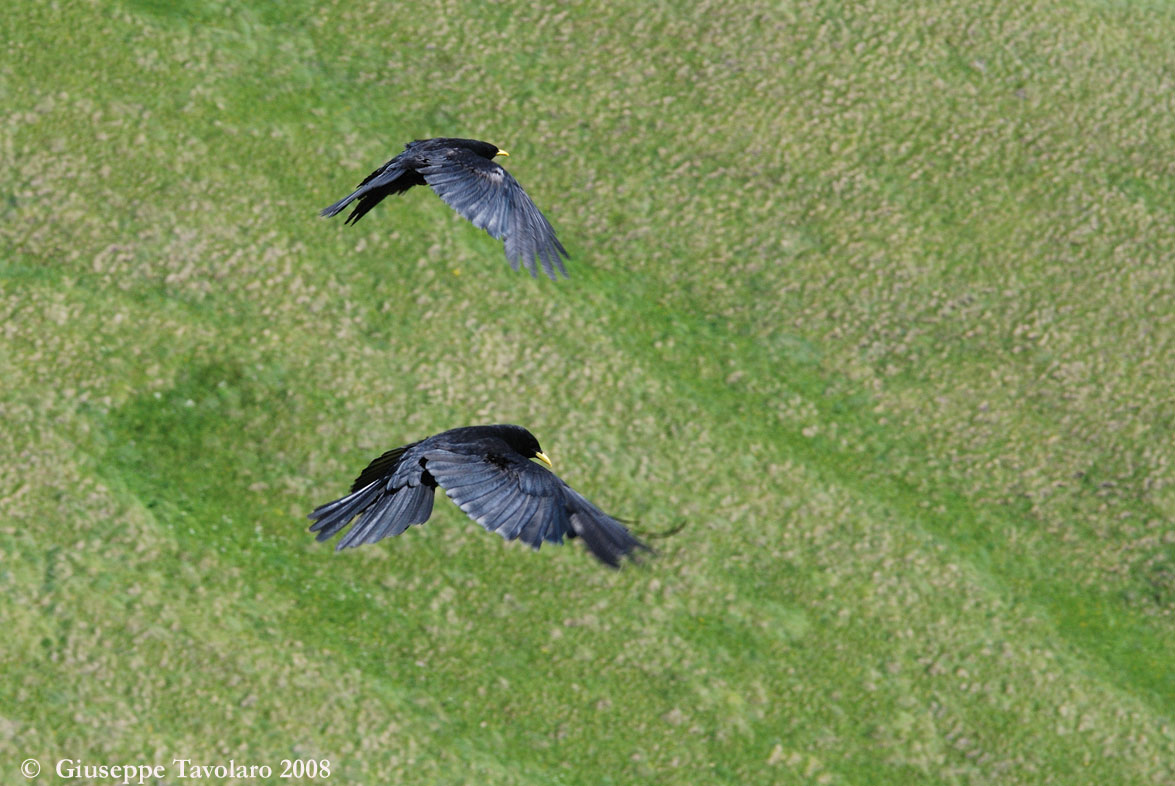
<box><xmin>496</xmin><ymin>148</ymin><xmax>510</xmax><ymax>157</ymax></box>
<box><xmin>533</xmin><ymin>451</ymin><xmax>553</xmax><ymax>469</ymax></box>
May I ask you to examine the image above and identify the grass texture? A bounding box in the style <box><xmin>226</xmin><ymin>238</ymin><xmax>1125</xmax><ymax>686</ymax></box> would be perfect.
<box><xmin>2</xmin><ymin>0</ymin><xmax>1174</xmax><ymax>783</ymax></box>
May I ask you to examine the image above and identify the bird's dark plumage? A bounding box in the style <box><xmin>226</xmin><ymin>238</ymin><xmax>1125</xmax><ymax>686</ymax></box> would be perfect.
<box><xmin>321</xmin><ymin>138</ymin><xmax>569</xmax><ymax>280</ymax></box>
<box><xmin>308</xmin><ymin>425</ymin><xmax>648</xmax><ymax>568</ymax></box>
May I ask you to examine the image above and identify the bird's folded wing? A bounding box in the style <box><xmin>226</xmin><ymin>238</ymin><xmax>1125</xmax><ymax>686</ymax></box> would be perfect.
<box><xmin>349</xmin><ymin>443</ymin><xmax>418</xmax><ymax>492</ymax></box>
<box><xmin>356</xmin><ymin>159</ymin><xmax>409</xmax><ymax>190</ymax></box>
<box><xmin>319</xmin><ymin>161</ymin><xmax>404</xmax><ymax>215</ymax></box>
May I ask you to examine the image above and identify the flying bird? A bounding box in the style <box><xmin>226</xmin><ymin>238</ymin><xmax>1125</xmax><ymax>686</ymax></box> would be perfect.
<box><xmin>320</xmin><ymin>138</ymin><xmax>569</xmax><ymax>280</ymax></box>
<box><xmin>307</xmin><ymin>425</ymin><xmax>649</xmax><ymax>568</ymax></box>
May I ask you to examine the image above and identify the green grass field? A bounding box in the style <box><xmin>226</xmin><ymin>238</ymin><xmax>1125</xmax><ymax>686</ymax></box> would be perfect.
<box><xmin>4</xmin><ymin>0</ymin><xmax>1175</xmax><ymax>783</ymax></box>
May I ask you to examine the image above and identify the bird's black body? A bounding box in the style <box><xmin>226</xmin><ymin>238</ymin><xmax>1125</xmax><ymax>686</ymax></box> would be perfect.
<box><xmin>321</xmin><ymin>138</ymin><xmax>569</xmax><ymax>280</ymax></box>
<box><xmin>308</xmin><ymin>425</ymin><xmax>648</xmax><ymax>568</ymax></box>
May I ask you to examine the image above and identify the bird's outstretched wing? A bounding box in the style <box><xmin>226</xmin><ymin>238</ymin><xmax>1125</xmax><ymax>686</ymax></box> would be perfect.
<box><xmin>425</xmin><ymin>450</ymin><xmax>648</xmax><ymax>567</ymax></box>
<box><xmin>307</xmin><ymin>443</ymin><xmax>437</xmax><ymax>550</ymax></box>
<box><xmin>419</xmin><ymin>150</ymin><xmax>569</xmax><ymax>280</ymax></box>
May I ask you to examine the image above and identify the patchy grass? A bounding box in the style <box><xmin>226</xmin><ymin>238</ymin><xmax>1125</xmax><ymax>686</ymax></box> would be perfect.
<box><xmin>3</xmin><ymin>0</ymin><xmax>1175</xmax><ymax>783</ymax></box>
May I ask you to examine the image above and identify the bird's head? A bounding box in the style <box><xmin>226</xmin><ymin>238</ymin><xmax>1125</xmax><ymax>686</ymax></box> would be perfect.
<box><xmin>464</xmin><ymin>139</ymin><xmax>508</xmax><ymax>161</ymax></box>
<box><xmin>496</xmin><ymin>424</ymin><xmax>552</xmax><ymax>469</ymax></box>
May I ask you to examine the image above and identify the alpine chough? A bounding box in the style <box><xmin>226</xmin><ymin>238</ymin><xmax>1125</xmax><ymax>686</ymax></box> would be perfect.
<box><xmin>320</xmin><ymin>138</ymin><xmax>569</xmax><ymax>280</ymax></box>
<box><xmin>307</xmin><ymin>425</ymin><xmax>648</xmax><ymax>568</ymax></box>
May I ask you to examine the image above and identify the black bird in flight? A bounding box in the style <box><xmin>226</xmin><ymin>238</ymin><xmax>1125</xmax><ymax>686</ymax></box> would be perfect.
<box><xmin>308</xmin><ymin>425</ymin><xmax>648</xmax><ymax>568</ymax></box>
<box><xmin>321</xmin><ymin>138</ymin><xmax>569</xmax><ymax>280</ymax></box>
